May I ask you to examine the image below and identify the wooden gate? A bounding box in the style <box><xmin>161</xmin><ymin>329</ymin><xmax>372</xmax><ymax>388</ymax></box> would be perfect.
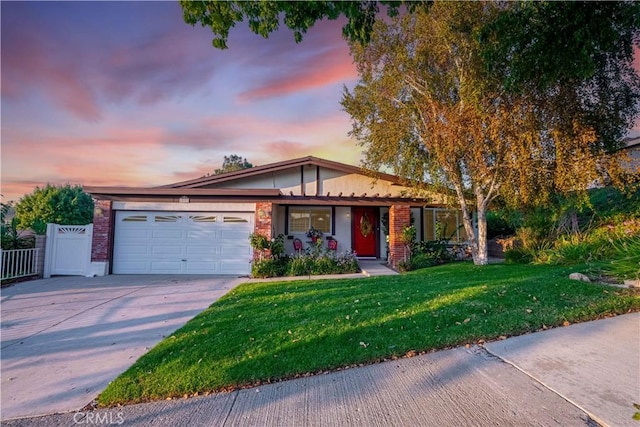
<box><xmin>44</xmin><ymin>224</ymin><xmax>93</xmax><ymax>278</ymax></box>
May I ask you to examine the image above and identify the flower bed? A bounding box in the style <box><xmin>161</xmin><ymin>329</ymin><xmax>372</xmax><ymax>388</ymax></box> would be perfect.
<box><xmin>252</xmin><ymin>251</ymin><xmax>360</xmax><ymax>278</ymax></box>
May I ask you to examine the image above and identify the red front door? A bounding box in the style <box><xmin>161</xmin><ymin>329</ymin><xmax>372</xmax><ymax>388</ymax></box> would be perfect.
<box><xmin>352</xmin><ymin>207</ymin><xmax>378</xmax><ymax>257</ymax></box>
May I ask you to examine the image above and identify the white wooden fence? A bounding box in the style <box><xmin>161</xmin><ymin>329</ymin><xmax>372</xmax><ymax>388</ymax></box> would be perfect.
<box><xmin>1</xmin><ymin>248</ymin><xmax>40</xmax><ymax>280</ymax></box>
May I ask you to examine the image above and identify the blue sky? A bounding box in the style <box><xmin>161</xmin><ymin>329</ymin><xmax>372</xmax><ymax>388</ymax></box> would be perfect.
<box><xmin>1</xmin><ymin>1</ymin><xmax>360</xmax><ymax>201</ymax></box>
<box><xmin>2</xmin><ymin>1</ymin><xmax>638</xmax><ymax>203</ymax></box>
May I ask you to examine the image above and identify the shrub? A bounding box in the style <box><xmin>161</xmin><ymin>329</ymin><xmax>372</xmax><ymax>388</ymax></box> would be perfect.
<box><xmin>251</xmin><ymin>249</ymin><xmax>359</xmax><ymax>278</ymax></box>
<box><xmin>398</xmin><ymin>237</ymin><xmax>458</xmax><ymax>271</ymax></box>
<box><xmin>400</xmin><ymin>253</ymin><xmax>439</xmax><ymax>271</ymax></box>
<box><xmin>249</xmin><ymin>233</ymin><xmax>270</xmax><ymax>251</ymax></box>
<box><xmin>251</xmin><ymin>256</ymin><xmax>289</xmax><ymax>278</ymax></box>
<box><xmin>287</xmin><ymin>255</ymin><xmax>313</xmax><ymax>276</ymax></box>
<box><xmin>486</xmin><ymin>210</ymin><xmax>517</xmax><ymax>239</ymax></box>
<box><xmin>14</xmin><ymin>184</ymin><xmax>93</xmax><ymax>230</ymax></box>
<box><xmin>1</xmin><ymin>217</ymin><xmax>35</xmax><ymax>250</ymax></box>
<box><xmin>412</xmin><ymin>240</ymin><xmax>450</xmax><ymax>261</ymax></box>
<box><xmin>504</xmin><ymin>248</ymin><xmax>533</xmax><ymax>264</ymax></box>
<box><xmin>270</xmin><ymin>234</ymin><xmax>285</xmax><ymax>257</ymax></box>
<box><xmin>599</xmin><ymin>236</ymin><xmax>640</xmax><ymax>281</ymax></box>
<box><xmin>333</xmin><ymin>251</ymin><xmax>360</xmax><ymax>273</ymax></box>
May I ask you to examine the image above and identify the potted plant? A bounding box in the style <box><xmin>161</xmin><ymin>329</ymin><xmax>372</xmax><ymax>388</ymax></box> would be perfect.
<box><xmin>306</xmin><ymin>226</ymin><xmax>323</xmax><ymax>243</ymax></box>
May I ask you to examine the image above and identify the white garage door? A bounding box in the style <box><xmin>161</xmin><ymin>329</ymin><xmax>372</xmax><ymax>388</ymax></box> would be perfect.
<box><xmin>113</xmin><ymin>211</ymin><xmax>253</xmax><ymax>275</ymax></box>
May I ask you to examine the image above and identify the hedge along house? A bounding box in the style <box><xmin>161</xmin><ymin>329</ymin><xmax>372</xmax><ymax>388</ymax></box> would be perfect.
<box><xmin>84</xmin><ymin>156</ymin><xmax>469</xmax><ymax>276</ymax></box>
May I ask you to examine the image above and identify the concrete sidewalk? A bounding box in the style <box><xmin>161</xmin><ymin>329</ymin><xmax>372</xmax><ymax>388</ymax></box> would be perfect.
<box><xmin>6</xmin><ymin>312</ymin><xmax>638</xmax><ymax>426</ymax></box>
<box><xmin>3</xmin><ymin>346</ymin><xmax>590</xmax><ymax>427</ymax></box>
<box><xmin>485</xmin><ymin>311</ymin><xmax>640</xmax><ymax>427</ymax></box>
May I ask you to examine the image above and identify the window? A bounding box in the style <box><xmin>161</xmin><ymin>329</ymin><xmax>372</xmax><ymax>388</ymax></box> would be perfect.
<box><xmin>190</xmin><ymin>215</ymin><xmax>217</xmax><ymax>223</ymax></box>
<box><xmin>154</xmin><ymin>215</ymin><xmax>180</xmax><ymax>223</ymax></box>
<box><xmin>289</xmin><ymin>207</ymin><xmax>331</xmax><ymax>233</ymax></box>
<box><xmin>223</xmin><ymin>216</ymin><xmax>248</xmax><ymax>223</ymax></box>
<box><xmin>423</xmin><ymin>209</ymin><xmax>467</xmax><ymax>242</ymax></box>
<box><xmin>122</xmin><ymin>215</ymin><xmax>147</xmax><ymax>222</ymax></box>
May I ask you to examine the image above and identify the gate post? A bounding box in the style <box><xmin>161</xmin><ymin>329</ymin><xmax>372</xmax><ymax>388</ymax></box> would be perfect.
<box><xmin>43</xmin><ymin>223</ymin><xmax>55</xmax><ymax>278</ymax></box>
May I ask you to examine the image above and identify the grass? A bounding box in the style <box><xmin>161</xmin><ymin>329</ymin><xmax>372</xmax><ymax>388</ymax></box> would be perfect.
<box><xmin>98</xmin><ymin>262</ymin><xmax>640</xmax><ymax>406</ymax></box>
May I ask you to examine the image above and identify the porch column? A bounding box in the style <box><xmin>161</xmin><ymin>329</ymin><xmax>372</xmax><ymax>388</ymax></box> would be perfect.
<box><xmin>389</xmin><ymin>204</ymin><xmax>411</xmax><ymax>269</ymax></box>
<box><xmin>254</xmin><ymin>201</ymin><xmax>273</xmax><ymax>259</ymax></box>
<box><xmin>90</xmin><ymin>199</ymin><xmax>113</xmax><ymax>276</ymax></box>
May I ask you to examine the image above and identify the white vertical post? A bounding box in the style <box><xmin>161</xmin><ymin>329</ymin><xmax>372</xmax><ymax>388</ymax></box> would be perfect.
<box><xmin>84</xmin><ymin>224</ymin><xmax>93</xmax><ymax>277</ymax></box>
<box><xmin>43</xmin><ymin>223</ymin><xmax>56</xmax><ymax>278</ymax></box>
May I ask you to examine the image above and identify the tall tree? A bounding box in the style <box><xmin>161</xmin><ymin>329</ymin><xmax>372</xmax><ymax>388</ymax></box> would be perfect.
<box><xmin>342</xmin><ymin>2</ymin><xmax>639</xmax><ymax>265</ymax></box>
<box><xmin>214</xmin><ymin>154</ymin><xmax>253</xmax><ymax>175</ymax></box>
<box><xmin>180</xmin><ymin>1</ymin><xmax>423</xmax><ymax>49</ymax></box>
<box><xmin>183</xmin><ymin>0</ymin><xmax>640</xmax><ymax>265</ymax></box>
<box><xmin>14</xmin><ymin>184</ymin><xmax>94</xmax><ymax>230</ymax></box>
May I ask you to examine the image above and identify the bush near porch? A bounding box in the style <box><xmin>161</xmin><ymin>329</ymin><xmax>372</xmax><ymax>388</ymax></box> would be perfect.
<box><xmin>250</xmin><ymin>234</ymin><xmax>360</xmax><ymax>278</ymax></box>
<box><xmin>397</xmin><ymin>224</ymin><xmax>471</xmax><ymax>272</ymax></box>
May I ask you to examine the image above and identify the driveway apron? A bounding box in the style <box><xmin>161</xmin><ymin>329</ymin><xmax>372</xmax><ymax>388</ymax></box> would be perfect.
<box><xmin>0</xmin><ymin>275</ymin><xmax>246</xmax><ymax>420</ymax></box>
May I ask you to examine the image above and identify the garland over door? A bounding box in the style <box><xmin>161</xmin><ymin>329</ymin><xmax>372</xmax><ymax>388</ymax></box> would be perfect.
<box><xmin>113</xmin><ymin>211</ymin><xmax>253</xmax><ymax>275</ymax></box>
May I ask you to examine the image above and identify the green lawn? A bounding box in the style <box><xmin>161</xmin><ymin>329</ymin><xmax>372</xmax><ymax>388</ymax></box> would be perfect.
<box><xmin>98</xmin><ymin>262</ymin><xmax>639</xmax><ymax>406</ymax></box>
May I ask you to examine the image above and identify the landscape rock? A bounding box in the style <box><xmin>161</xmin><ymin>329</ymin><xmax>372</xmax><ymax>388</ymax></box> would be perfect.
<box><xmin>569</xmin><ymin>272</ymin><xmax>591</xmax><ymax>282</ymax></box>
<box><xmin>623</xmin><ymin>279</ymin><xmax>640</xmax><ymax>288</ymax></box>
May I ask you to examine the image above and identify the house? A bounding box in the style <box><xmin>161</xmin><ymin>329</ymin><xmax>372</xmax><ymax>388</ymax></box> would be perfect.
<box><xmin>84</xmin><ymin>156</ymin><xmax>468</xmax><ymax>276</ymax></box>
<box><xmin>622</xmin><ymin>136</ymin><xmax>640</xmax><ymax>175</ymax></box>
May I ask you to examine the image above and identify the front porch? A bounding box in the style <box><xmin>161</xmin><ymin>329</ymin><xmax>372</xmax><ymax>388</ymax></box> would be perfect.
<box><xmin>255</xmin><ymin>202</ymin><xmax>442</xmax><ymax>268</ymax></box>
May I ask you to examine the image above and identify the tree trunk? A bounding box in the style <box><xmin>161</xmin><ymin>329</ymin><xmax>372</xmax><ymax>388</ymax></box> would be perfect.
<box><xmin>475</xmin><ymin>208</ymin><xmax>489</xmax><ymax>265</ymax></box>
<box><xmin>456</xmin><ymin>192</ymin><xmax>479</xmax><ymax>263</ymax></box>
<box><xmin>453</xmin><ymin>182</ymin><xmax>490</xmax><ymax>266</ymax></box>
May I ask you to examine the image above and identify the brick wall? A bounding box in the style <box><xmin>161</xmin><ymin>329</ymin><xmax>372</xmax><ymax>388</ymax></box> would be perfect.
<box><xmin>389</xmin><ymin>204</ymin><xmax>411</xmax><ymax>268</ymax></box>
<box><xmin>254</xmin><ymin>201</ymin><xmax>273</xmax><ymax>259</ymax></box>
<box><xmin>91</xmin><ymin>200</ymin><xmax>113</xmax><ymax>263</ymax></box>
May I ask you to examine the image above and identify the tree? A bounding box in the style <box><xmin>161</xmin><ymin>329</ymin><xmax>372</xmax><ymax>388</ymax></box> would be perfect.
<box><xmin>0</xmin><ymin>197</ymin><xmax>33</xmax><ymax>250</ymax></box>
<box><xmin>0</xmin><ymin>196</ymin><xmax>11</xmax><ymax>225</ymax></box>
<box><xmin>214</xmin><ymin>154</ymin><xmax>253</xmax><ymax>175</ymax></box>
<box><xmin>480</xmin><ymin>1</ymin><xmax>640</xmax><ymax>151</ymax></box>
<box><xmin>180</xmin><ymin>1</ymin><xmax>423</xmax><ymax>49</ymax></box>
<box><xmin>341</xmin><ymin>2</ymin><xmax>639</xmax><ymax>265</ymax></box>
<box><xmin>183</xmin><ymin>1</ymin><xmax>640</xmax><ymax>265</ymax></box>
<box><xmin>14</xmin><ymin>184</ymin><xmax>94</xmax><ymax>231</ymax></box>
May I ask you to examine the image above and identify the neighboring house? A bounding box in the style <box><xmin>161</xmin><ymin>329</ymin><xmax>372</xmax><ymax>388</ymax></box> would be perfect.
<box><xmin>84</xmin><ymin>156</ymin><xmax>468</xmax><ymax>276</ymax></box>
<box><xmin>622</xmin><ymin>136</ymin><xmax>640</xmax><ymax>175</ymax></box>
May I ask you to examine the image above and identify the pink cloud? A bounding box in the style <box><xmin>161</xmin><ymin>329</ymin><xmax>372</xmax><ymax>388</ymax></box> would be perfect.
<box><xmin>237</xmin><ymin>47</ymin><xmax>357</xmax><ymax>101</ymax></box>
<box><xmin>1</xmin><ymin>2</ymin><xmax>220</xmax><ymax>121</ymax></box>
<box><xmin>1</xmin><ymin>22</ymin><xmax>101</xmax><ymax>120</ymax></box>
<box><xmin>230</xmin><ymin>18</ymin><xmax>357</xmax><ymax>101</ymax></box>
<box><xmin>1</xmin><ymin>127</ymin><xmax>171</xmax><ymax>200</ymax></box>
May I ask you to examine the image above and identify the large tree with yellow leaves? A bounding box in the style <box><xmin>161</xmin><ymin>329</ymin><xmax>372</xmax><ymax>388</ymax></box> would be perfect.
<box><xmin>342</xmin><ymin>2</ymin><xmax>638</xmax><ymax>265</ymax></box>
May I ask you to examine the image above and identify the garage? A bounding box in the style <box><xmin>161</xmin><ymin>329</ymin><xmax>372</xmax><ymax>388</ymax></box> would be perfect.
<box><xmin>113</xmin><ymin>211</ymin><xmax>254</xmax><ymax>275</ymax></box>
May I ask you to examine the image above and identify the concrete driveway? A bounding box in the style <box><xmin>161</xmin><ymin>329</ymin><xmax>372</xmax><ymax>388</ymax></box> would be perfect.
<box><xmin>1</xmin><ymin>275</ymin><xmax>246</xmax><ymax>421</ymax></box>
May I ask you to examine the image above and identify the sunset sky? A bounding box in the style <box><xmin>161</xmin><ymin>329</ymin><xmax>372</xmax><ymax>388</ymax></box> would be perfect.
<box><xmin>2</xmin><ymin>2</ymin><xmax>639</xmax><ymax>203</ymax></box>
<box><xmin>1</xmin><ymin>1</ymin><xmax>360</xmax><ymax>202</ymax></box>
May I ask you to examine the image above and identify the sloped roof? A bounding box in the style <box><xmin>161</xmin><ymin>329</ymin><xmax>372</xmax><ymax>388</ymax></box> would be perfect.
<box><xmin>623</xmin><ymin>136</ymin><xmax>640</xmax><ymax>149</ymax></box>
<box><xmin>83</xmin><ymin>156</ymin><xmax>440</xmax><ymax>205</ymax></box>
<box><xmin>158</xmin><ymin>156</ymin><xmax>402</xmax><ymax>189</ymax></box>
